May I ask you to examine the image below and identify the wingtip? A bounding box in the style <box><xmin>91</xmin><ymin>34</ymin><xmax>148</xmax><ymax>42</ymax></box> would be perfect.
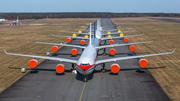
<box><xmin>51</xmin><ymin>33</ymin><xmax>53</xmax><ymax>36</ymax></box>
<box><xmin>33</xmin><ymin>39</ymin><xmax>36</xmax><ymax>43</ymax></box>
<box><xmin>153</xmin><ymin>39</ymin><xmax>156</xmax><ymax>42</ymax></box>
<box><xmin>172</xmin><ymin>49</ymin><xmax>176</xmax><ymax>53</ymax></box>
<box><xmin>4</xmin><ymin>49</ymin><xmax>7</xmax><ymax>54</ymax></box>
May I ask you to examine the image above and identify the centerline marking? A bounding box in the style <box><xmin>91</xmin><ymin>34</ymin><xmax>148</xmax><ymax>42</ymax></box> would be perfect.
<box><xmin>79</xmin><ymin>82</ymin><xmax>86</xmax><ymax>101</ymax></box>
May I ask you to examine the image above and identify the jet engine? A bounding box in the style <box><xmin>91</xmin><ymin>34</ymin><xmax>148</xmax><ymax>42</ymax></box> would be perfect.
<box><xmin>52</xmin><ymin>46</ymin><xmax>58</xmax><ymax>52</ymax></box>
<box><xmin>109</xmin><ymin>48</ymin><xmax>116</xmax><ymax>55</ymax></box>
<box><xmin>66</xmin><ymin>38</ymin><xmax>71</xmax><ymax>43</ymax></box>
<box><xmin>18</xmin><ymin>23</ymin><xmax>21</xmax><ymax>25</ymax></box>
<box><xmin>81</xmin><ymin>40</ymin><xmax>86</xmax><ymax>45</ymax></box>
<box><xmin>24</xmin><ymin>22</ymin><xmax>26</xmax><ymax>24</ymax></box>
<box><xmin>56</xmin><ymin>64</ymin><xmax>65</xmax><ymax>74</ymax></box>
<box><xmin>109</xmin><ymin>40</ymin><xmax>114</xmax><ymax>45</ymax></box>
<box><xmin>110</xmin><ymin>63</ymin><xmax>120</xmax><ymax>73</ymax></box>
<box><xmin>5</xmin><ymin>22</ymin><xmax>7</xmax><ymax>24</ymax></box>
<box><xmin>124</xmin><ymin>38</ymin><xmax>129</xmax><ymax>43</ymax></box>
<box><xmin>9</xmin><ymin>23</ymin><xmax>11</xmax><ymax>25</ymax></box>
<box><xmin>71</xmin><ymin>48</ymin><xmax>78</xmax><ymax>56</ymax></box>
<box><xmin>129</xmin><ymin>45</ymin><xmax>136</xmax><ymax>52</ymax></box>
<box><xmin>29</xmin><ymin>59</ymin><xmax>38</xmax><ymax>69</ymax></box>
<box><xmin>139</xmin><ymin>59</ymin><xmax>148</xmax><ymax>68</ymax></box>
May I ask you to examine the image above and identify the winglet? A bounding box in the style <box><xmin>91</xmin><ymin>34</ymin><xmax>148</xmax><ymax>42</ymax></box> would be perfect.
<box><xmin>142</xmin><ymin>33</ymin><xmax>144</xmax><ymax>35</ymax></box>
<box><xmin>172</xmin><ymin>49</ymin><xmax>176</xmax><ymax>53</ymax></box>
<box><xmin>4</xmin><ymin>49</ymin><xmax>7</xmax><ymax>54</ymax></box>
<box><xmin>51</xmin><ymin>33</ymin><xmax>54</xmax><ymax>36</ymax></box>
<box><xmin>33</xmin><ymin>39</ymin><xmax>36</xmax><ymax>43</ymax></box>
<box><xmin>153</xmin><ymin>39</ymin><xmax>156</xmax><ymax>42</ymax></box>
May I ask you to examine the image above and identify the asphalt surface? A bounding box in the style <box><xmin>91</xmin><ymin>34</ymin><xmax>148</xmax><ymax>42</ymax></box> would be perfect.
<box><xmin>150</xmin><ymin>18</ymin><xmax>180</xmax><ymax>23</ymax></box>
<box><xmin>0</xmin><ymin>18</ymin><xmax>170</xmax><ymax>101</ymax></box>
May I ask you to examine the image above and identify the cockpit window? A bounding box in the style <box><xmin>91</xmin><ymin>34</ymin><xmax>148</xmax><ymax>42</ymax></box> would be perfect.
<box><xmin>80</xmin><ymin>63</ymin><xmax>90</xmax><ymax>66</ymax></box>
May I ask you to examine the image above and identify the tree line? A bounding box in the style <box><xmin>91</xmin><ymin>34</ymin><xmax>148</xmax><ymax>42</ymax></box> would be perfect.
<box><xmin>0</xmin><ymin>12</ymin><xmax>180</xmax><ymax>20</ymax></box>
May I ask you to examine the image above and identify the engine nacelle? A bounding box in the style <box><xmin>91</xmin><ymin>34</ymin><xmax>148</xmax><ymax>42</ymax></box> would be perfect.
<box><xmin>9</xmin><ymin>23</ymin><xmax>11</xmax><ymax>25</ymax></box>
<box><xmin>5</xmin><ymin>22</ymin><xmax>7</xmax><ymax>24</ymax></box>
<box><xmin>56</xmin><ymin>64</ymin><xmax>65</xmax><ymax>74</ymax></box>
<box><xmin>71</xmin><ymin>48</ymin><xmax>78</xmax><ymax>56</ymax></box>
<box><xmin>66</xmin><ymin>38</ymin><xmax>71</xmax><ymax>43</ymax></box>
<box><xmin>24</xmin><ymin>22</ymin><xmax>26</xmax><ymax>24</ymax></box>
<box><xmin>124</xmin><ymin>38</ymin><xmax>129</xmax><ymax>43</ymax></box>
<box><xmin>52</xmin><ymin>46</ymin><xmax>58</xmax><ymax>52</ymax></box>
<box><xmin>29</xmin><ymin>59</ymin><xmax>38</xmax><ymax>69</ymax></box>
<box><xmin>109</xmin><ymin>48</ymin><xmax>116</xmax><ymax>55</ymax></box>
<box><xmin>139</xmin><ymin>59</ymin><xmax>148</xmax><ymax>68</ymax></box>
<box><xmin>111</xmin><ymin>63</ymin><xmax>120</xmax><ymax>74</ymax></box>
<box><xmin>129</xmin><ymin>45</ymin><xmax>136</xmax><ymax>52</ymax></box>
<box><xmin>81</xmin><ymin>40</ymin><xmax>86</xmax><ymax>45</ymax></box>
<box><xmin>109</xmin><ymin>40</ymin><xmax>114</xmax><ymax>45</ymax></box>
<box><xmin>19</xmin><ymin>23</ymin><xmax>21</xmax><ymax>25</ymax></box>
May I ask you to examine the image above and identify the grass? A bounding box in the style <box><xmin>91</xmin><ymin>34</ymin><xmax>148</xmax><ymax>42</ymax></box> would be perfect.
<box><xmin>0</xmin><ymin>18</ymin><xmax>96</xmax><ymax>93</ymax></box>
<box><xmin>112</xmin><ymin>17</ymin><xmax>180</xmax><ymax>101</ymax></box>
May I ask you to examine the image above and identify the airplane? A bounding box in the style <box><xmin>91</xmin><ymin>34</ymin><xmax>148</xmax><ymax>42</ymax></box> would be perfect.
<box><xmin>4</xmin><ymin>16</ymin><xmax>26</xmax><ymax>25</ymax></box>
<box><xmin>4</xmin><ymin>23</ymin><xmax>175</xmax><ymax>82</ymax></box>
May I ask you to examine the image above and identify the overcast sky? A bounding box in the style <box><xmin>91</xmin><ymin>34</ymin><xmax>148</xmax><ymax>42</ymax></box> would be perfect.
<box><xmin>0</xmin><ymin>0</ymin><xmax>180</xmax><ymax>13</ymax></box>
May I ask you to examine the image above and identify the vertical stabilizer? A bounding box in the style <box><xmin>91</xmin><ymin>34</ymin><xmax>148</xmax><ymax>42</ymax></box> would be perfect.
<box><xmin>17</xmin><ymin>16</ymin><xmax>19</xmax><ymax>22</ymax></box>
<box><xmin>94</xmin><ymin>21</ymin><xmax>96</xmax><ymax>38</ymax></box>
<box><xmin>89</xmin><ymin>23</ymin><xmax>92</xmax><ymax>46</ymax></box>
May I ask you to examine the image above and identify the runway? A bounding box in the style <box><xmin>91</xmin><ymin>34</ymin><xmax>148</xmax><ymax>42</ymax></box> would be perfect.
<box><xmin>0</xmin><ymin>19</ymin><xmax>170</xmax><ymax>101</ymax></box>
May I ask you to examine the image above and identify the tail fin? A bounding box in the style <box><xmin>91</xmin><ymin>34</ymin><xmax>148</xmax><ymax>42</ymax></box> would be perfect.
<box><xmin>89</xmin><ymin>23</ymin><xmax>92</xmax><ymax>46</ymax></box>
<box><xmin>17</xmin><ymin>16</ymin><xmax>19</xmax><ymax>22</ymax></box>
<box><xmin>94</xmin><ymin>21</ymin><xmax>96</xmax><ymax>38</ymax></box>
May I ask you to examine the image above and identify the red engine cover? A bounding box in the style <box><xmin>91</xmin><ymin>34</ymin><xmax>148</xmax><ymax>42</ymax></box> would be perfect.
<box><xmin>139</xmin><ymin>59</ymin><xmax>148</xmax><ymax>68</ymax></box>
<box><xmin>66</xmin><ymin>38</ymin><xmax>71</xmax><ymax>43</ymax></box>
<box><xmin>81</xmin><ymin>40</ymin><xmax>86</xmax><ymax>45</ymax></box>
<box><xmin>52</xmin><ymin>46</ymin><xmax>58</xmax><ymax>52</ymax></box>
<box><xmin>129</xmin><ymin>45</ymin><xmax>136</xmax><ymax>52</ymax></box>
<box><xmin>124</xmin><ymin>38</ymin><xmax>129</xmax><ymax>43</ymax></box>
<box><xmin>111</xmin><ymin>63</ymin><xmax>120</xmax><ymax>73</ymax></box>
<box><xmin>10</xmin><ymin>23</ymin><xmax>11</xmax><ymax>25</ymax></box>
<box><xmin>29</xmin><ymin>59</ymin><xmax>38</xmax><ymax>69</ymax></box>
<box><xmin>24</xmin><ymin>22</ymin><xmax>26</xmax><ymax>24</ymax></box>
<box><xmin>71</xmin><ymin>48</ymin><xmax>78</xmax><ymax>56</ymax></box>
<box><xmin>19</xmin><ymin>23</ymin><xmax>21</xmax><ymax>25</ymax></box>
<box><xmin>109</xmin><ymin>40</ymin><xmax>114</xmax><ymax>45</ymax></box>
<box><xmin>56</xmin><ymin>64</ymin><xmax>65</xmax><ymax>74</ymax></box>
<box><xmin>109</xmin><ymin>48</ymin><xmax>116</xmax><ymax>55</ymax></box>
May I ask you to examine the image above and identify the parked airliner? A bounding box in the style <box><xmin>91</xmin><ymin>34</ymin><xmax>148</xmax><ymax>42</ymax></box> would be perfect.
<box><xmin>4</xmin><ymin>23</ymin><xmax>175</xmax><ymax>82</ymax></box>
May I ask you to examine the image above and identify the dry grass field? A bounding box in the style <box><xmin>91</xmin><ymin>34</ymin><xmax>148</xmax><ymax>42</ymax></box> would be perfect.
<box><xmin>0</xmin><ymin>18</ymin><xmax>96</xmax><ymax>93</ymax></box>
<box><xmin>112</xmin><ymin>17</ymin><xmax>180</xmax><ymax>101</ymax></box>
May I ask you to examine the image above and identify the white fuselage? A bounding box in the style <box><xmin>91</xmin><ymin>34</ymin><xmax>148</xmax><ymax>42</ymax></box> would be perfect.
<box><xmin>76</xmin><ymin>27</ymin><xmax>101</xmax><ymax>76</ymax></box>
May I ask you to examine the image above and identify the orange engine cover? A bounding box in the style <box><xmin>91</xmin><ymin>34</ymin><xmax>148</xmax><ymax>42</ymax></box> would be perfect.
<box><xmin>109</xmin><ymin>40</ymin><xmax>114</xmax><ymax>45</ymax></box>
<box><xmin>52</xmin><ymin>46</ymin><xmax>58</xmax><ymax>52</ymax></box>
<box><xmin>139</xmin><ymin>59</ymin><xmax>148</xmax><ymax>68</ymax></box>
<box><xmin>129</xmin><ymin>45</ymin><xmax>136</xmax><ymax>52</ymax></box>
<box><xmin>66</xmin><ymin>38</ymin><xmax>71</xmax><ymax>43</ymax></box>
<box><xmin>71</xmin><ymin>48</ymin><xmax>78</xmax><ymax>56</ymax></box>
<box><xmin>109</xmin><ymin>48</ymin><xmax>116</xmax><ymax>55</ymax></box>
<box><xmin>5</xmin><ymin>22</ymin><xmax>7</xmax><ymax>24</ymax></box>
<box><xmin>19</xmin><ymin>23</ymin><xmax>21</xmax><ymax>25</ymax></box>
<box><xmin>111</xmin><ymin>63</ymin><xmax>120</xmax><ymax>73</ymax></box>
<box><xmin>29</xmin><ymin>59</ymin><xmax>38</xmax><ymax>69</ymax></box>
<box><xmin>9</xmin><ymin>23</ymin><xmax>11</xmax><ymax>25</ymax></box>
<box><xmin>56</xmin><ymin>64</ymin><xmax>65</xmax><ymax>74</ymax></box>
<box><xmin>24</xmin><ymin>22</ymin><xmax>26</xmax><ymax>24</ymax></box>
<box><xmin>80</xmin><ymin>40</ymin><xmax>86</xmax><ymax>45</ymax></box>
<box><xmin>124</xmin><ymin>38</ymin><xmax>129</xmax><ymax>43</ymax></box>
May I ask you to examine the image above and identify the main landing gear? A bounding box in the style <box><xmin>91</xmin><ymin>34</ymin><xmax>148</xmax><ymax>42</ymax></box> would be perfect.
<box><xmin>101</xmin><ymin>63</ymin><xmax>106</xmax><ymax>73</ymax></box>
<box><xmin>71</xmin><ymin>64</ymin><xmax>77</xmax><ymax>74</ymax></box>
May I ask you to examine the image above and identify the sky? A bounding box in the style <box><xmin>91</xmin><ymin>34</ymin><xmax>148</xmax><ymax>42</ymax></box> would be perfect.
<box><xmin>0</xmin><ymin>0</ymin><xmax>180</xmax><ymax>13</ymax></box>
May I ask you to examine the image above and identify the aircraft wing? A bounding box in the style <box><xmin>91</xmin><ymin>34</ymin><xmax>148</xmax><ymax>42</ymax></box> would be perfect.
<box><xmin>51</xmin><ymin>34</ymin><xmax>89</xmax><ymax>40</ymax></box>
<box><xmin>95</xmin><ymin>39</ymin><xmax>155</xmax><ymax>49</ymax></box>
<box><xmin>4</xmin><ymin>50</ymin><xmax>77</xmax><ymax>64</ymax></box>
<box><xmin>68</xmin><ymin>28</ymin><xmax>86</xmax><ymax>30</ymax></box>
<box><xmin>101</xmin><ymin>33</ymin><xmax>144</xmax><ymax>40</ymax></box>
<box><xmin>101</xmin><ymin>30</ymin><xmax>136</xmax><ymax>36</ymax></box>
<box><xmin>34</xmin><ymin>40</ymin><xmax>86</xmax><ymax>49</ymax></box>
<box><xmin>102</xmin><ymin>28</ymin><xmax>132</xmax><ymax>31</ymax></box>
<box><xmin>95</xmin><ymin>49</ymin><xmax>175</xmax><ymax>65</ymax></box>
<box><xmin>60</xmin><ymin>30</ymin><xmax>94</xmax><ymax>34</ymax></box>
